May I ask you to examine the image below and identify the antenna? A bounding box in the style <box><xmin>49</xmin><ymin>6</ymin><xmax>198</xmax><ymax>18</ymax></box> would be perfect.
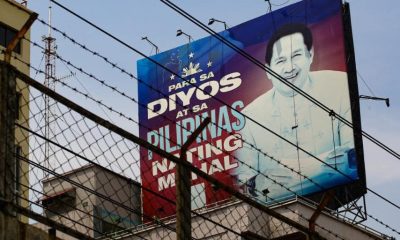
<box><xmin>42</xmin><ymin>2</ymin><xmax>57</xmax><ymax>179</ymax></box>
<box><xmin>41</xmin><ymin>2</ymin><xmax>74</xmax><ymax>179</ymax></box>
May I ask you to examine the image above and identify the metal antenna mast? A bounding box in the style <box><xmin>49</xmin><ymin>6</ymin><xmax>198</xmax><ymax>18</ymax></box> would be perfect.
<box><xmin>43</xmin><ymin>3</ymin><xmax>56</xmax><ymax>179</ymax></box>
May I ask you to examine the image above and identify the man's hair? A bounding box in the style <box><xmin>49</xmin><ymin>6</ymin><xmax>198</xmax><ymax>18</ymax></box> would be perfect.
<box><xmin>265</xmin><ymin>23</ymin><xmax>313</xmax><ymax>65</ymax></box>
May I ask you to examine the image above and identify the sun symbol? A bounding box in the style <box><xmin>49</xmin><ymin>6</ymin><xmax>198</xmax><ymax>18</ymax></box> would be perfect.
<box><xmin>182</xmin><ymin>62</ymin><xmax>202</xmax><ymax>77</ymax></box>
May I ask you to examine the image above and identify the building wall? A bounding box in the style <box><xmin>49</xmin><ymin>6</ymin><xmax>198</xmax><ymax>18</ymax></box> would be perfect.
<box><xmin>128</xmin><ymin>201</ymin><xmax>253</xmax><ymax>239</ymax></box>
<box><xmin>275</xmin><ymin>201</ymin><xmax>382</xmax><ymax>240</ymax></box>
<box><xmin>0</xmin><ymin>0</ymin><xmax>33</xmax><ymax>224</ymax></box>
<box><xmin>43</xmin><ymin>166</ymin><xmax>97</xmax><ymax>237</ymax></box>
<box><xmin>94</xmin><ymin>167</ymin><xmax>141</xmax><ymax>236</ymax></box>
<box><xmin>0</xmin><ymin>209</ymin><xmax>64</xmax><ymax>240</ymax></box>
<box><xmin>117</xmin><ymin>200</ymin><xmax>384</xmax><ymax>240</ymax></box>
<box><xmin>42</xmin><ymin>165</ymin><xmax>142</xmax><ymax>239</ymax></box>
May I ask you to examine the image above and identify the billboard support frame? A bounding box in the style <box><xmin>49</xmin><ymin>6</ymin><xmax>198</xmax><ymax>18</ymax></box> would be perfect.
<box><xmin>309</xmin><ymin>190</ymin><xmax>335</xmax><ymax>232</ymax></box>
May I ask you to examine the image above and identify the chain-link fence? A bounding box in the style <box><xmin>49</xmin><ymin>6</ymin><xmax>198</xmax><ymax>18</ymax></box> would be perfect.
<box><xmin>2</xmin><ymin>29</ymin><xmax>393</xmax><ymax>240</ymax></box>
<box><xmin>0</xmin><ymin>54</ymin><xmax>341</xmax><ymax>240</ymax></box>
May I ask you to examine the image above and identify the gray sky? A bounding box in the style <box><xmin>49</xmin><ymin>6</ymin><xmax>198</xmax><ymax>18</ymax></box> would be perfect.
<box><xmin>26</xmin><ymin>0</ymin><xmax>400</xmax><ymax>237</ymax></box>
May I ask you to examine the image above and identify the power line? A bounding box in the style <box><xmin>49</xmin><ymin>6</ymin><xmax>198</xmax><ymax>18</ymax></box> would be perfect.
<box><xmin>367</xmin><ymin>188</ymin><xmax>400</xmax><ymax>211</ymax></box>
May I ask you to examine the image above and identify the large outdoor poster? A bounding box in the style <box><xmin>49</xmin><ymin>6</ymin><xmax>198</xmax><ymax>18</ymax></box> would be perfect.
<box><xmin>138</xmin><ymin>0</ymin><xmax>361</xmax><ymax>219</ymax></box>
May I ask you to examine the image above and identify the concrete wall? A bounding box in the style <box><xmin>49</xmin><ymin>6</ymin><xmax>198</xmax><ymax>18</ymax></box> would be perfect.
<box><xmin>0</xmin><ymin>210</ymin><xmax>61</xmax><ymax>240</ymax></box>
<box><xmin>113</xmin><ymin>200</ymin><xmax>384</xmax><ymax>240</ymax></box>
<box><xmin>0</xmin><ymin>0</ymin><xmax>33</xmax><ymax>224</ymax></box>
<box><xmin>121</xmin><ymin>200</ymin><xmax>257</xmax><ymax>239</ymax></box>
<box><xmin>42</xmin><ymin>165</ymin><xmax>142</xmax><ymax>238</ymax></box>
<box><xmin>43</xmin><ymin>166</ymin><xmax>97</xmax><ymax>237</ymax></box>
<box><xmin>94</xmin><ymin>167</ymin><xmax>142</xmax><ymax>231</ymax></box>
<box><xmin>274</xmin><ymin>201</ymin><xmax>382</xmax><ymax>240</ymax></box>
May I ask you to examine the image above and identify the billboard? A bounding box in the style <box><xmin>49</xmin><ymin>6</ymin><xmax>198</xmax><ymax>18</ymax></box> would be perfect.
<box><xmin>137</xmin><ymin>0</ymin><xmax>365</xmax><ymax>219</ymax></box>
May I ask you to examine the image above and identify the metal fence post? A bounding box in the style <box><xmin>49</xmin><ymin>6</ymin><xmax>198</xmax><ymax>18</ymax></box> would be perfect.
<box><xmin>0</xmin><ymin>61</ymin><xmax>17</xmax><ymax>214</ymax></box>
<box><xmin>176</xmin><ymin>117</ymin><xmax>210</xmax><ymax>240</ymax></box>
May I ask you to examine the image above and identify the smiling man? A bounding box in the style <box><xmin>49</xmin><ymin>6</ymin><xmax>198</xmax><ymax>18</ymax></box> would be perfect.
<box><xmin>235</xmin><ymin>23</ymin><xmax>356</xmax><ymax>202</ymax></box>
<box><xmin>266</xmin><ymin>23</ymin><xmax>314</xmax><ymax>97</ymax></box>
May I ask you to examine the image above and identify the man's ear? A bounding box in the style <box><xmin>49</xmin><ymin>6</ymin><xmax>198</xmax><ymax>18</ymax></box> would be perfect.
<box><xmin>265</xmin><ymin>63</ymin><xmax>272</xmax><ymax>80</ymax></box>
<box><xmin>309</xmin><ymin>47</ymin><xmax>314</xmax><ymax>63</ymax></box>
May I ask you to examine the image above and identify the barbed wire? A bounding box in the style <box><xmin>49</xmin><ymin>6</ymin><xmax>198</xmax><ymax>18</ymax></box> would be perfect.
<box><xmin>15</xmin><ymin>68</ymin><xmax>357</xmax><ymax>240</ymax></box>
<box><xmin>11</xmin><ymin>46</ymin><xmax>395</xmax><ymax>239</ymax></box>
<box><xmin>31</xmin><ymin>18</ymin><xmax>371</xmax><ymax>190</ymax></box>
<box><xmin>6</xmin><ymin>16</ymin><xmax>392</xmax><ymax>238</ymax></box>
<box><xmin>17</xmin><ymin>154</ymin><xmax>184</xmax><ymax>238</ymax></box>
<box><xmin>19</xmin><ymin>196</ymin><xmax>98</xmax><ymax>239</ymax></box>
<box><xmin>16</xmin><ymin>182</ymin><xmax>133</xmax><ymax>240</ymax></box>
<box><xmin>36</xmin><ymin>10</ymin><xmax>400</xmax><ymax>238</ymax></box>
<box><xmin>366</xmin><ymin>213</ymin><xmax>400</xmax><ymax>237</ymax></box>
<box><xmin>30</xmin><ymin>20</ymin><xmax>400</xmax><ymax>228</ymax></box>
<box><xmin>13</xmin><ymin>50</ymin><xmax>335</xmax><ymax>207</ymax></box>
<box><xmin>19</xmin><ymin>122</ymin><xmax>345</xmax><ymax>240</ymax></box>
<box><xmin>16</xmin><ymin>125</ymin><xmax>262</xmax><ymax>239</ymax></box>
<box><xmin>24</xmin><ymin>34</ymin><xmax>362</xmax><ymax>193</ymax></box>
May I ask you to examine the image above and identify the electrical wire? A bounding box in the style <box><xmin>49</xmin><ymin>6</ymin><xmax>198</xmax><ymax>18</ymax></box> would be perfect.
<box><xmin>357</xmin><ymin>71</ymin><xmax>376</xmax><ymax>97</ymax></box>
<box><xmin>367</xmin><ymin>188</ymin><xmax>400</xmax><ymax>211</ymax></box>
<box><xmin>59</xmin><ymin>58</ymin><xmax>115</xmax><ymax>124</ymax></box>
<box><xmin>271</xmin><ymin>0</ymin><xmax>291</xmax><ymax>7</ymax></box>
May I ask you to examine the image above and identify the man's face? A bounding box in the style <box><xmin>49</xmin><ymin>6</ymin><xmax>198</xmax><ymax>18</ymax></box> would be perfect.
<box><xmin>267</xmin><ymin>32</ymin><xmax>313</xmax><ymax>97</ymax></box>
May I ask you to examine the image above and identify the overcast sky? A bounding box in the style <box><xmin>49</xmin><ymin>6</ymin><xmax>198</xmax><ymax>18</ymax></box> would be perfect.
<box><xmin>25</xmin><ymin>0</ymin><xmax>400</xmax><ymax>237</ymax></box>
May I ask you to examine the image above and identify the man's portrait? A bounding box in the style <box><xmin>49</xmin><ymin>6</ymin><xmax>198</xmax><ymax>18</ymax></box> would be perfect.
<box><xmin>235</xmin><ymin>23</ymin><xmax>358</xmax><ymax>202</ymax></box>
